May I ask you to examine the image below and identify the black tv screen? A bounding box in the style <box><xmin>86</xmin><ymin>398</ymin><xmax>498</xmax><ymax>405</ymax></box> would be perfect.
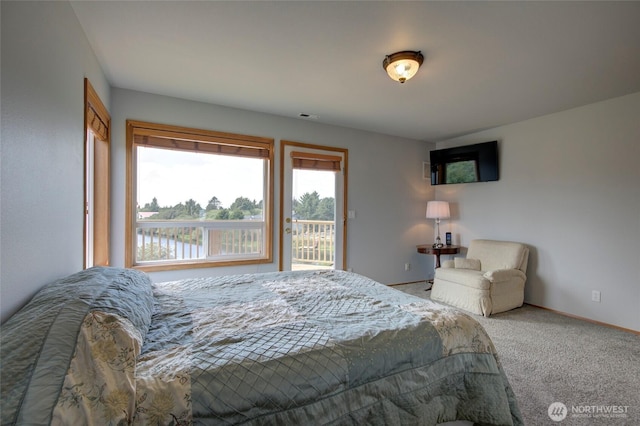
<box><xmin>430</xmin><ymin>141</ymin><xmax>499</xmax><ymax>185</ymax></box>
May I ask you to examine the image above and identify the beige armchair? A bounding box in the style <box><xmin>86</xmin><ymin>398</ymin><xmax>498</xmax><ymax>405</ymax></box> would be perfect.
<box><xmin>430</xmin><ymin>239</ymin><xmax>529</xmax><ymax>317</ymax></box>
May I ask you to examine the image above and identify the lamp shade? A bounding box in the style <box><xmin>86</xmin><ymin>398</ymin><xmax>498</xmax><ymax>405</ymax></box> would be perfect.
<box><xmin>426</xmin><ymin>201</ymin><xmax>450</xmax><ymax>219</ymax></box>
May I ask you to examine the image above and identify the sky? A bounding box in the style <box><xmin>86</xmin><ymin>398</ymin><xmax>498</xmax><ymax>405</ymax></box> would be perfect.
<box><xmin>293</xmin><ymin>169</ymin><xmax>335</xmax><ymax>201</ymax></box>
<box><xmin>137</xmin><ymin>147</ymin><xmax>334</xmax><ymax>209</ymax></box>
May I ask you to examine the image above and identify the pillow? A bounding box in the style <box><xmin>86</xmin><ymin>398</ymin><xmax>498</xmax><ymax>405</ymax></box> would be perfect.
<box><xmin>52</xmin><ymin>311</ymin><xmax>142</xmax><ymax>424</ymax></box>
<box><xmin>454</xmin><ymin>257</ymin><xmax>481</xmax><ymax>271</ymax></box>
<box><xmin>88</xmin><ymin>266</ymin><xmax>155</xmax><ymax>339</ymax></box>
<box><xmin>0</xmin><ymin>267</ymin><xmax>153</xmax><ymax>425</ymax></box>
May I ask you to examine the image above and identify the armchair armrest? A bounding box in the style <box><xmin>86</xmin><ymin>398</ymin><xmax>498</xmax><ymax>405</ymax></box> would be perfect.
<box><xmin>483</xmin><ymin>269</ymin><xmax>526</xmax><ymax>283</ymax></box>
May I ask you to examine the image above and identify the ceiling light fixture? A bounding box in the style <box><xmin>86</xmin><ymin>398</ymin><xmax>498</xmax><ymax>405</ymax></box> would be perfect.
<box><xmin>382</xmin><ymin>50</ymin><xmax>424</xmax><ymax>83</ymax></box>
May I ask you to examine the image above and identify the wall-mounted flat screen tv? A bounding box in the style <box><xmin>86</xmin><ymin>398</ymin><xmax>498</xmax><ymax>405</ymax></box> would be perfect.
<box><xmin>430</xmin><ymin>140</ymin><xmax>499</xmax><ymax>185</ymax></box>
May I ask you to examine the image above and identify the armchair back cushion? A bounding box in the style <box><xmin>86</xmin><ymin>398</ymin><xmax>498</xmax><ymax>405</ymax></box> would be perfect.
<box><xmin>466</xmin><ymin>239</ymin><xmax>529</xmax><ymax>273</ymax></box>
<box><xmin>453</xmin><ymin>258</ymin><xmax>481</xmax><ymax>271</ymax></box>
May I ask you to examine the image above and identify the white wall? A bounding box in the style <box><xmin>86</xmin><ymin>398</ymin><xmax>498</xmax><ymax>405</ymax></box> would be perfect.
<box><xmin>1</xmin><ymin>1</ymin><xmax>110</xmax><ymax>323</ymax></box>
<box><xmin>10</xmin><ymin>2</ymin><xmax>633</xmax><ymax>332</ymax></box>
<box><xmin>0</xmin><ymin>0</ymin><xmax>435</xmax><ymax>323</ymax></box>
<box><xmin>110</xmin><ymin>89</ymin><xmax>435</xmax><ymax>286</ymax></box>
<box><xmin>435</xmin><ymin>92</ymin><xmax>640</xmax><ymax>331</ymax></box>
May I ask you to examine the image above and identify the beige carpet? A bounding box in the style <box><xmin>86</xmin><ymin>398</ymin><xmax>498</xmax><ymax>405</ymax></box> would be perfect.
<box><xmin>393</xmin><ymin>282</ymin><xmax>640</xmax><ymax>425</ymax></box>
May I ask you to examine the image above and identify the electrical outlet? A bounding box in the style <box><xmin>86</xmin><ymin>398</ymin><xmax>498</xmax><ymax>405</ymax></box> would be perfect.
<box><xmin>404</xmin><ymin>262</ymin><xmax>411</xmax><ymax>271</ymax></box>
<box><xmin>591</xmin><ymin>290</ymin><xmax>601</xmax><ymax>303</ymax></box>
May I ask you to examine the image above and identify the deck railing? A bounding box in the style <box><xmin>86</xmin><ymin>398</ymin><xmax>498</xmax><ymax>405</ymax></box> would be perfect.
<box><xmin>136</xmin><ymin>219</ymin><xmax>335</xmax><ymax>266</ymax></box>
<box><xmin>291</xmin><ymin>219</ymin><xmax>335</xmax><ymax>266</ymax></box>
<box><xmin>136</xmin><ymin>220</ymin><xmax>264</xmax><ymax>262</ymax></box>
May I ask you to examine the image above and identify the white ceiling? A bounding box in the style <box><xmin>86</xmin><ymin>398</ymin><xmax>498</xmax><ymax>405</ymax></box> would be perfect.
<box><xmin>70</xmin><ymin>1</ymin><xmax>640</xmax><ymax>142</ymax></box>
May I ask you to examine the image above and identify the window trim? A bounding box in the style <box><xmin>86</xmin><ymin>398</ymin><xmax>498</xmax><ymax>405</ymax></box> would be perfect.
<box><xmin>125</xmin><ymin>120</ymin><xmax>274</xmax><ymax>272</ymax></box>
<box><xmin>84</xmin><ymin>78</ymin><xmax>110</xmax><ymax>268</ymax></box>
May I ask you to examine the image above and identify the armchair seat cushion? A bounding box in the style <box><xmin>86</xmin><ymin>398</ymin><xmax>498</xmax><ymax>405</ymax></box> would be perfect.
<box><xmin>431</xmin><ymin>239</ymin><xmax>529</xmax><ymax>317</ymax></box>
<box><xmin>434</xmin><ymin>268</ymin><xmax>489</xmax><ymax>290</ymax></box>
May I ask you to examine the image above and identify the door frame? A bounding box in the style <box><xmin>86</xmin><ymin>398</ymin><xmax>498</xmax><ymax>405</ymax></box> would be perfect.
<box><xmin>279</xmin><ymin>140</ymin><xmax>348</xmax><ymax>271</ymax></box>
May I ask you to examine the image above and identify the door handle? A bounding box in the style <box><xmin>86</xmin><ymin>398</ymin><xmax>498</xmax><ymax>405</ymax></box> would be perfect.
<box><xmin>285</xmin><ymin>228</ymin><xmax>292</xmax><ymax>234</ymax></box>
<box><xmin>285</xmin><ymin>218</ymin><xmax>291</xmax><ymax>223</ymax></box>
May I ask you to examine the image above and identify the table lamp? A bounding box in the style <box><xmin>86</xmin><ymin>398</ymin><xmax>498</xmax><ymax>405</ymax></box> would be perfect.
<box><xmin>426</xmin><ymin>201</ymin><xmax>450</xmax><ymax>248</ymax></box>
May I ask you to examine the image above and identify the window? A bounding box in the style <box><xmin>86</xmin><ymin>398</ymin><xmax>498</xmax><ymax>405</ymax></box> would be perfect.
<box><xmin>84</xmin><ymin>79</ymin><xmax>110</xmax><ymax>268</ymax></box>
<box><xmin>125</xmin><ymin>120</ymin><xmax>274</xmax><ymax>271</ymax></box>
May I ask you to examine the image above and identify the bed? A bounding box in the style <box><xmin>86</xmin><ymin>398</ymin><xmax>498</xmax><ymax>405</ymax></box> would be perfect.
<box><xmin>1</xmin><ymin>267</ymin><xmax>522</xmax><ymax>425</ymax></box>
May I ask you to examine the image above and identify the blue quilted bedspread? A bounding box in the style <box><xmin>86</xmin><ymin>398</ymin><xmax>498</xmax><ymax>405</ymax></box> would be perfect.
<box><xmin>1</xmin><ymin>267</ymin><xmax>522</xmax><ymax>425</ymax></box>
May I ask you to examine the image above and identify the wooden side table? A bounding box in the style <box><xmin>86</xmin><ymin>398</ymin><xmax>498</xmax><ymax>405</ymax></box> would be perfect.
<box><xmin>417</xmin><ymin>245</ymin><xmax>461</xmax><ymax>287</ymax></box>
<box><xmin>416</xmin><ymin>244</ymin><xmax>461</xmax><ymax>268</ymax></box>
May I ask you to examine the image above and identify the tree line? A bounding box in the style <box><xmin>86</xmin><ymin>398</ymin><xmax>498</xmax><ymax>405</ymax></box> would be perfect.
<box><xmin>292</xmin><ymin>191</ymin><xmax>334</xmax><ymax>221</ymax></box>
<box><xmin>139</xmin><ymin>191</ymin><xmax>334</xmax><ymax>221</ymax></box>
<box><xmin>139</xmin><ymin>196</ymin><xmax>262</xmax><ymax>220</ymax></box>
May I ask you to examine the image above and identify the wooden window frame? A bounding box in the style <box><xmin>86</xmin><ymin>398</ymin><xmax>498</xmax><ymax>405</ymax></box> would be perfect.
<box><xmin>125</xmin><ymin>120</ymin><xmax>274</xmax><ymax>272</ymax></box>
<box><xmin>84</xmin><ymin>78</ymin><xmax>110</xmax><ymax>268</ymax></box>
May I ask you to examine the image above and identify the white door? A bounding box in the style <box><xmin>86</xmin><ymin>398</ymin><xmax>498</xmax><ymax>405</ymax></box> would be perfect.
<box><xmin>280</xmin><ymin>142</ymin><xmax>347</xmax><ymax>271</ymax></box>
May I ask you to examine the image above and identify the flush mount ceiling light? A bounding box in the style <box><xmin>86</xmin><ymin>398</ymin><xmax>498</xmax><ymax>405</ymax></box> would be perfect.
<box><xmin>382</xmin><ymin>50</ymin><xmax>424</xmax><ymax>83</ymax></box>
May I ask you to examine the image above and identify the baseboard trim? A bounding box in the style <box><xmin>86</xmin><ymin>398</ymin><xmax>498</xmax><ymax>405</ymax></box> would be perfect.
<box><xmin>388</xmin><ymin>280</ymin><xmax>426</xmax><ymax>287</ymax></box>
<box><xmin>525</xmin><ymin>303</ymin><xmax>639</xmax><ymax>335</ymax></box>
